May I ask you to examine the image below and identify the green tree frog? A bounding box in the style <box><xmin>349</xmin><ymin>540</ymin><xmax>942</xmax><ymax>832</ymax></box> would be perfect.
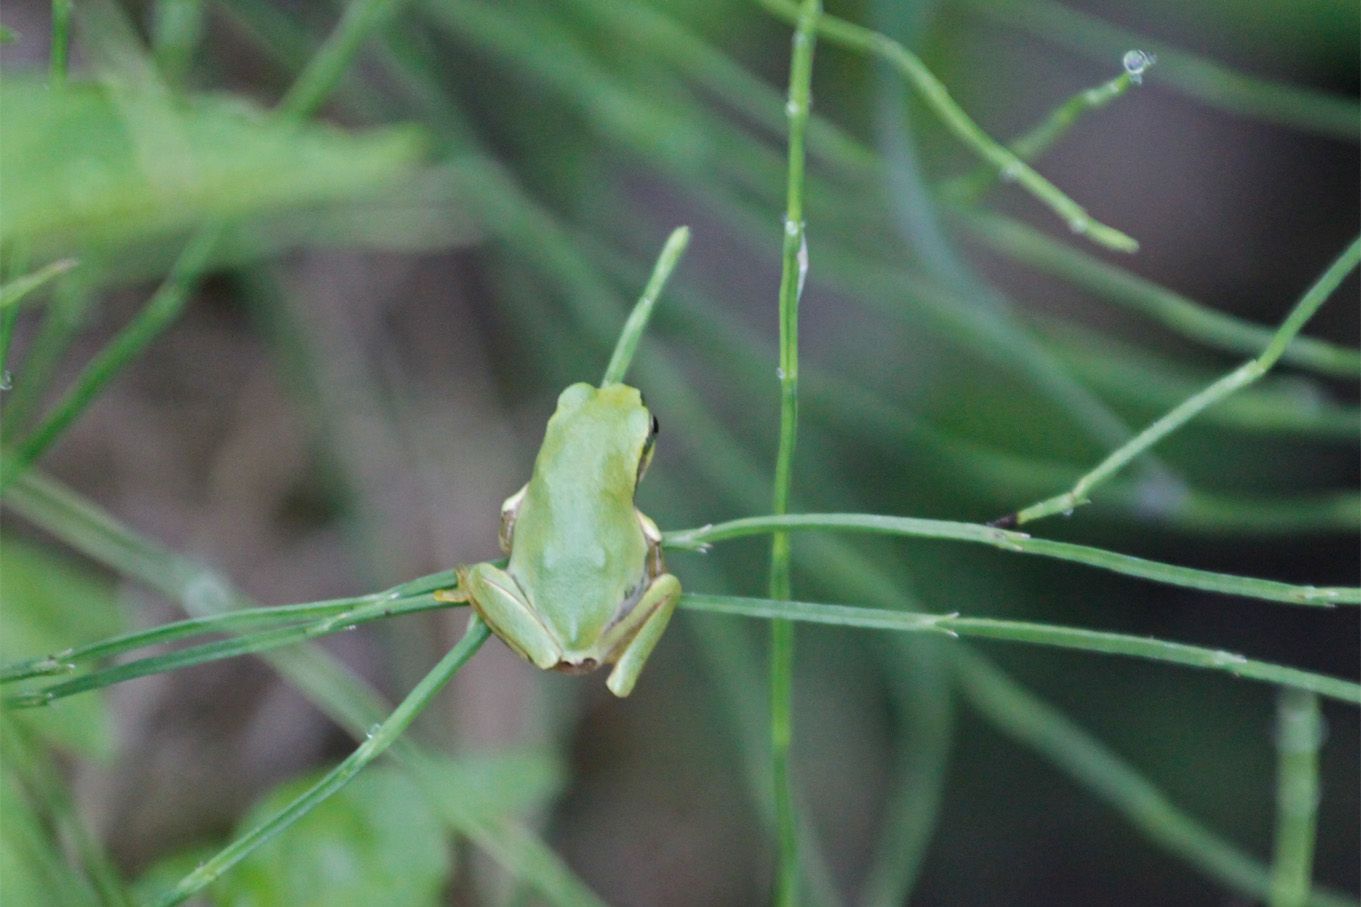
<box><xmin>438</xmin><ymin>382</ymin><xmax>680</xmax><ymax>697</ymax></box>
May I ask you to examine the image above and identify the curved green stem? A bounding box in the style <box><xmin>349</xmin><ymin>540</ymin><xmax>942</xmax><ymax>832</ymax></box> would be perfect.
<box><xmin>758</xmin><ymin>0</ymin><xmax>1138</xmax><ymax>252</ymax></box>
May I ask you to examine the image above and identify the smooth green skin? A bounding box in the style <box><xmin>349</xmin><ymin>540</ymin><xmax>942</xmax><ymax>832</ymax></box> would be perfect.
<box><xmin>449</xmin><ymin>383</ymin><xmax>681</xmax><ymax>697</ymax></box>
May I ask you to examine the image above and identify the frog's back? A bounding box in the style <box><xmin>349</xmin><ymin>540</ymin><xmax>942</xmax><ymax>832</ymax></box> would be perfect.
<box><xmin>507</xmin><ymin>383</ymin><xmax>654</xmax><ymax>653</ymax></box>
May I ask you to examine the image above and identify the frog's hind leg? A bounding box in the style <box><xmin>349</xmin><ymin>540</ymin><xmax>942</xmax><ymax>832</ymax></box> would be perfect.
<box><xmin>460</xmin><ymin>563</ymin><xmax>561</xmax><ymax>670</ymax></box>
<box><xmin>605</xmin><ymin>574</ymin><xmax>681</xmax><ymax>698</ymax></box>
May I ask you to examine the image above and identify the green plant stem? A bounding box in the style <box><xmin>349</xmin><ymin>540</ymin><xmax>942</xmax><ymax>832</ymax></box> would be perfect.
<box><xmin>961</xmin><ymin>211</ymin><xmax>1361</xmax><ymax>378</ymax></box>
<box><xmin>601</xmin><ymin>226</ymin><xmax>690</xmax><ymax>386</ymax></box>
<box><xmin>1012</xmin><ymin>235</ymin><xmax>1361</xmax><ymax>526</ymax></box>
<box><xmin>0</xmin><ymin>226</ymin><xmax>222</xmax><ymax>494</ymax></box>
<box><xmin>769</xmin><ymin>3</ymin><xmax>820</xmax><ymax>903</ymax></box>
<box><xmin>152</xmin><ymin>0</ymin><xmax>205</xmax><ymax>88</ymax></box>
<box><xmin>1270</xmin><ymin>691</ymin><xmax>1324</xmax><ymax>907</ymax></box>
<box><xmin>678</xmin><ymin>594</ymin><xmax>1361</xmax><ymax>705</ymax></box>
<box><xmin>152</xmin><ymin>616</ymin><xmax>490</xmax><ymax>907</ymax></box>
<box><xmin>50</xmin><ymin>0</ymin><xmax>72</xmax><ymax>82</ymax></box>
<box><xmin>943</xmin><ymin>69</ymin><xmax>1137</xmax><ymax>203</ymax></box>
<box><xmin>4</xmin><ymin>471</ymin><xmax>602</xmax><ymax>906</ymax></box>
<box><xmin>1</xmin><ymin>0</ymin><xmax>420</xmax><ymax>495</ymax></box>
<box><xmin>955</xmin><ymin>0</ymin><xmax>1360</xmax><ymax>141</ymax></box>
<box><xmin>758</xmin><ymin>0</ymin><xmax>1137</xmax><ymax>253</ymax></box>
<box><xmin>2</xmin><ymin>725</ymin><xmax>132</xmax><ymax>906</ymax></box>
<box><xmin>2</xmin><ymin>596</ymin><xmax>457</xmax><ymax>704</ymax></box>
<box><xmin>0</xmin><ymin>259</ymin><xmax>79</xmax><ymax>311</ymax></box>
<box><xmin>952</xmin><ymin>653</ymin><xmax>1354</xmax><ymax>907</ymax></box>
<box><xmin>665</xmin><ymin>514</ymin><xmax>1359</xmax><ymax>606</ymax></box>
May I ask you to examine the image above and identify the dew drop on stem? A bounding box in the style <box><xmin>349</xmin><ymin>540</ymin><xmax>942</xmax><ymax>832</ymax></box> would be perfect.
<box><xmin>1122</xmin><ymin>49</ymin><xmax>1156</xmax><ymax>85</ymax></box>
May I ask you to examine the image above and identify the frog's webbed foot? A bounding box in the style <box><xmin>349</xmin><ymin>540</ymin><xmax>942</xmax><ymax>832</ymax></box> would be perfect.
<box><xmin>605</xmin><ymin>573</ymin><xmax>681</xmax><ymax>698</ymax></box>
<box><xmin>460</xmin><ymin>563</ymin><xmax>561</xmax><ymax>670</ymax></box>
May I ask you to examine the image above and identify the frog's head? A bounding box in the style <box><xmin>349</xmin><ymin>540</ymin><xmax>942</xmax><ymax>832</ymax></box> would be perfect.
<box><xmin>550</xmin><ymin>382</ymin><xmax>659</xmax><ymax>488</ymax></box>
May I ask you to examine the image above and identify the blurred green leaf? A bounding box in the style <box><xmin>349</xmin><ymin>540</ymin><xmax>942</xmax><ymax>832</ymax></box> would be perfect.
<box><xmin>212</xmin><ymin>764</ymin><xmax>453</xmax><ymax>907</ymax></box>
<box><xmin>0</xmin><ymin>79</ymin><xmax>425</xmax><ymax>258</ymax></box>
<box><xmin>133</xmin><ymin>750</ymin><xmax>562</xmax><ymax>907</ymax></box>
<box><xmin>0</xmin><ymin>537</ymin><xmax>122</xmax><ymax>757</ymax></box>
<box><xmin>0</xmin><ymin>770</ymin><xmax>98</xmax><ymax>906</ymax></box>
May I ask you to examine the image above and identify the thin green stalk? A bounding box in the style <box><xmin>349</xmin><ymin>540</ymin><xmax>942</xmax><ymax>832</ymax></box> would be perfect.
<box><xmin>152</xmin><ymin>0</ymin><xmax>206</xmax><ymax>88</ymax></box>
<box><xmin>1034</xmin><ymin>317</ymin><xmax>1361</xmax><ymax>440</ymax></box>
<box><xmin>1270</xmin><ymin>691</ymin><xmax>1324</xmax><ymax>907</ymax></box>
<box><xmin>2</xmin><ymin>0</ymin><xmax>420</xmax><ymax>494</ymax></box>
<box><xmin>0</xmin><ymin>226</ymin><xmax>222</xmax><ymax>494</ymax></box>
<box><xmin>862</xmin><ymin>640</ymin><xmax>954</xmax><ymax>907</ymax></box>
<box><xmin>0</xmin><ymin>259</ymin><xmax>79</xmax><ymax>311</ymax></box>
<box><xmin>679</xmin><ymin>594</ymin><xmax>1361</xmax><ymax>705</ymax></box>
<box><xmin>943</xmin><ymin>68</ymin><xmax>1140</xmax><ymax>203</ymax></box>
<box><xmin>0</xmin><ymin>593</ymin><xmax>455</xmax><ymax>693</ymax></box>
<box><xmin>952</xmin><ymin>653</ymin><xmax>1355</xmax><ymax>907</ymax></box>
<box><xmin>152</xmin><ymin>616</ymin><xmax>490</xmax><ymax>907</ymax></box>
<box><xmin>0</xmin><ymin>279</ymin><xmax>93</xmax><ymax>437</ymax></box>
<box><xmin>961</xmin><ymin>211</ymin><xmax>1361</xmax><ymax>379</ymax></box>
<box><xmin>955</xmin><ymin>0</ymin><xmax>1360</xmax><ymax>142</ymax></box>
<box><xmin>769</xmin><ymin>3</ymin><xmax>820</xmax><ymax>903</ymax></box>
<box><xmin>1012</xmin><ymin>235</ymin><xmax>1361</xmax><ymax>526</ymax></box>
<box><xmin>666</xmin><ymin>514</ymin><xmax>1359</xmax><ymax>606</ymax></box>
<box><xmin>2</xmin><ymin>725</ymin><xmax>132</xmax><ymax>906</ymax></box>
<box><xmin>50</xmin><ymin>0</ymin><xmax>73</xmax><ymax>82</ymax></box>
<box><xmin>601</xmin><ymin>226</ymin><xmax>690</xmax><ymax>386</ymax></box>
<box><xmin>595</xmin><ymin>233</ymin><xmax>1357</xmax><ymax>535</ymax></box>
<box><xmin>759</xmin><ymin>0</ymin><xmax>1138</xmax><ymax>253</ymax></box>
<box><xmin>5</xmin><ymin>471</ymin><xmax>602</xmax><ymax>906</ymax></box>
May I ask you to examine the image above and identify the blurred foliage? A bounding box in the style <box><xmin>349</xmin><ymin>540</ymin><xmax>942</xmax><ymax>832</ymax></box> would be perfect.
<box><xmin>0</xmin><ymin>0</ymin><xmax>1357</xmax><ymax>904</ymax></box>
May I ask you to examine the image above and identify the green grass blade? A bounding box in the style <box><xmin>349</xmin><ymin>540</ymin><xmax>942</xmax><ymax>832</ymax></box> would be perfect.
<box><xmin>0</xmin><ymin>259</ymin><xmax>78</xmax><ymax>311</ymax></box>
<box><xmin>1270</xmin><ymin>691</ymin><xmax>1324</xmax><ymax>907</ymax></box>
<box><xmin>953</xmin><ymin>653</ymin><xmax>1355</xmax><ymax>907</ymax></box>
<box><xmin>961</xmin><ymin>211</ymin><xmax>1361</xmax><ymax>379</ymax></box>
<box><xmin>601</xmin><ymin>225</ymin><xmax>690</xmax><ymax>386</ymax></box>
<box><xmin>680</xmin><ymin>594</ymin><xmax>1361</xmax><ymax>704</ymax></box>
<box><xmin>4</xmin><ymin>471</ymin><xmax>602</xmax><ymax>905</ymax></box>
<box><xmin>956</xmin><ymin>0</ymin><xmax>1360</xmax><ymax>141</ymax></box>
<box><xmin>943</xmin><ymin>67</ymin><xmax>1140</xmax><ymax>203</ymax></box>
<box><xmin>1013</xmin><ymin>235</ymin><xmax>1361</xmax><ymax>526</ymax></box>
<box><xmin>758</xmin><ymin>0</ymin><xmax>1138</xmax><ymax>252</ymax></box>
<box><xmin>665</xmin><ymin>514</ymin><xmax>1359</xmax><ymax>606</ymax></box>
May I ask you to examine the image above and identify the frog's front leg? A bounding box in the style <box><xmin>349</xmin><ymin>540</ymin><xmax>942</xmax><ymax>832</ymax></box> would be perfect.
<box><xmin>459</xmin><ymin>562</ymin><xmax>561</xmax><ymax>670</ymax></box>
<box><xmin>605</xmin><ymin>573</ymin><xmax>681</xmax><ymax>698</ymax></box>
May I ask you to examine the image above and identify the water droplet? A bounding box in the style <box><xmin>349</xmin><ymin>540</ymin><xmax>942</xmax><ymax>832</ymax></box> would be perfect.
<box><xmin>1000</xmin><ymin>161</ymin><xmax>1022</xmax><ymax>183</ymax></box>
<box><xmin>785</xmin><ymin>99</ymin><xmax>800</xmax><ymax>119</ymax></box>
<box><xmin>776</xmin><ymin>367</ymin><xmax>786</xmax><ymax>380</ymax></box>
<box><xmin>1122</xmin><ymin>49</ymin><xmax>1155</xmax><ymax>85</ymax></box>
<box><xmin>1067</xmin><ymin>216</ymin><xmax>1089</xmax><ymax>236</ymax></box>
<box><xmin>784</xmin><ymin>217</ymin><xmax>800</xmax><ymax>238</ymax></box>
<box><xmin>0</xmin><ymin>371</ymin><xmax>11</xmax><ymax>392</ymax></box>
<box><xmin>365</xmin><ymin>724</ymin><xmax>381</xmax><ymax>740</ymax></box>
<box><xmin>1061</xmin><ymin>509</ymin><xmax>1074</xmax><ymax>518</ymax></box>
<box><xmin>1211</xmin><ymin>650</ymin><xmax>1248</xmax><ymax>667</ymax></box>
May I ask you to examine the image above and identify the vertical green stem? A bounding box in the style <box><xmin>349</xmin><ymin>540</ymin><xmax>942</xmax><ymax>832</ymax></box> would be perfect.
<box><xmin>50</xmin><ymin>0</ymin><xmax>73</xmax><ymax>83</ymax></box>
<box><xmin>1269</xmin><ymin>691</ymin><xmax>1323</xmax><ymax>907</ymax></box>
<box><xmin>769</xmin><ymin>2</ymin><xmax>820</xmax><ymax>904</ymax></box>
